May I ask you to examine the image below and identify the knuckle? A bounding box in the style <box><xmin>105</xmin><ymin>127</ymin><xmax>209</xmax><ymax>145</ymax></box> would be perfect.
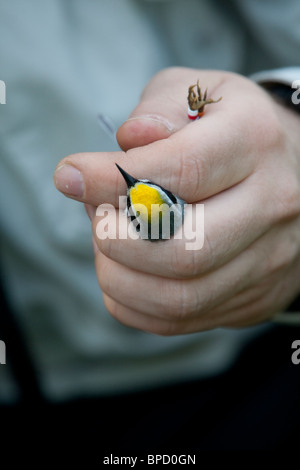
<box><xmin>99</xmin><ymin>237</ymin><xmax>114</xmax><ymax>259</ymax></box>
<box><xmin>176</xmin><ymin>151</ymin><xmax>204</xmax><ymax>199</ymax></box>
<box><xmin>97</xmin><ymin>257</ymin><xmax>113</xmax><ymax>296</ymax></box>
<box><xmin>103</xmin><ymin>294</ymin><xmax>118</xmax><ymax>319</ymax></box>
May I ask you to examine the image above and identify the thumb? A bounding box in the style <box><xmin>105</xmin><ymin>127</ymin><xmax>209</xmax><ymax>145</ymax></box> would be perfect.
<box><xmin>117</xmin><ymin>67</ymin><xmax>207</xmax><ymax>150</ymax></box>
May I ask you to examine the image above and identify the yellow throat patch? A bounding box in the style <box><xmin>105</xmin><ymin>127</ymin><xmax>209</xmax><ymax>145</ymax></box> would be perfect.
<box><xmin>130</xmin><ymin>183</ymin><xmax>168</xmax><ymax>221</ymax></box>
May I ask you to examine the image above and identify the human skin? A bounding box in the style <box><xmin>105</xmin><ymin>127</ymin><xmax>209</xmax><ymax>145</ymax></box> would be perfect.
<box><xmin>54</xmin><ymin>67</ymin><xmax>300</xmax><ymax>335</ymax></box>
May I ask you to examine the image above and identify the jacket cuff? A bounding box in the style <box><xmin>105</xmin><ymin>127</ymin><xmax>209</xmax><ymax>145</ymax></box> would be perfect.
<box><xmin>250</xmin><ymin>67</ymin><xmax>300</xmax><ymax>113</ymax></box>
<box><xmin>250</xmin><ymin>67</ymin><xmax>300</xmax><ymax>87</ymax></box>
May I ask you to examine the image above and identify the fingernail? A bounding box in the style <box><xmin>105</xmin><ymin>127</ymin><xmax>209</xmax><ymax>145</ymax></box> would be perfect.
<box><xmin>125</xmin><ymin>115</ymin><xmax>175</xmax><ymax>132</ymax></box>
<box><xmin>54</xmin><ymin>164</ymin><xmax>84</xmax><ymax>197</ymax></box>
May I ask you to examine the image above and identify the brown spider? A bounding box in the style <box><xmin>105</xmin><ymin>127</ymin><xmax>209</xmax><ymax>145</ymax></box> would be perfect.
<box><xmin>188</xmin><ymin>79</ymin><xmax>222</xmax><ymax>116</ymax></box>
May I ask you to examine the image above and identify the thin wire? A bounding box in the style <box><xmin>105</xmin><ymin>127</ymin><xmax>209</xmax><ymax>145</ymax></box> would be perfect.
<box><xmin>97</xmin><ymin>113</ymin><xmax>118</xmax><ymax>144</ymax></box>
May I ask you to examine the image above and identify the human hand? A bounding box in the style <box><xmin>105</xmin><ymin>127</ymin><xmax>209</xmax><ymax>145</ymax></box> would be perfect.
<box><xmin>54</xmin><ymin>67</ymin><xmax>300</xmax><ymax>335</ymax></box>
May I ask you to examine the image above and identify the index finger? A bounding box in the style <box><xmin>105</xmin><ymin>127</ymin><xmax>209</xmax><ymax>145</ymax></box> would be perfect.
<box><xmin>53</xmin><ymin>75</ymin><xmax>268</xmax><ymax>206</ymax></box>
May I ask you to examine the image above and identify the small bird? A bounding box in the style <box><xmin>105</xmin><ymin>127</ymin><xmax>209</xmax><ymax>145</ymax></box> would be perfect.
<box><xmin>116</xmin><ymin>164</ymin><xmax>185</xmax><ymax>241</ymax></box>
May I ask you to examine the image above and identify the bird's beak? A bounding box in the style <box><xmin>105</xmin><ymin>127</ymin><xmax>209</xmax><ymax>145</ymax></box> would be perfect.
<box><xmin>115</xmin><ymin>163</ymin><xmax>138</xmax><ymax>188</ymax></box>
